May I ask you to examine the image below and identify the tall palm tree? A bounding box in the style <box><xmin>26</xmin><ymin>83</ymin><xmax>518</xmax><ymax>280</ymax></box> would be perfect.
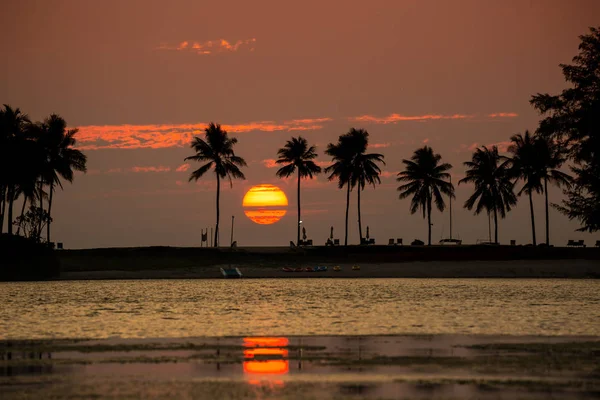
<box><xmin>185</xmin><ymin>123</ymin><xmax>246</xmax><ymax>247</ymax></box>
<box><xmin>507</xmin><ymin>131</ymin><xmax>543</xmax><ymax>246</ymax></box>
<box><xmin>275</xmin><ymin>137</ymin><xmax>321</xmax><ymax>245</ymax></box>
<box><xmin>325</xmin><ymin>128</ymin><xmax>367</xmax><ymax>246</ymax></box>
<box><xmin>351</xmin><ymin>135</ymin><xmax>385</xmax><ymax>241</ymax></box>
<box><xmin>397</xmin><ymin>146</ymin><xmax>454</xmax><ymax>245</ymax></box>
<box><xmin>459</xmin><ymin>146</ymin><xmax>517</xmax><ymax>243</ymax></box>
<box><xmin>0</xmin><ymin>105</ymin><xmax>31</xmax><ymax>235</ymax></box>
<box><xmin>534</xmin><ymin>135</ymin><xmax>572</xmax><ymax>245</ymax></box>
<box><xmin>37</xmin><ymin>115</ymin><xmax>88</xmax><ymax>244</ymax></box>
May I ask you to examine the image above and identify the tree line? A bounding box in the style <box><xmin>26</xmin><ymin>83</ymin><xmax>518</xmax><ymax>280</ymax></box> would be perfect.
<box><xmin>0</xmin><ymin>107</ymin><xmax>87</xmax><ymax>243</ymax></box>
<box><xmin>185</xmin><ymin>27</ymin><xmax>599</xmax><ymax>247</ymax></box>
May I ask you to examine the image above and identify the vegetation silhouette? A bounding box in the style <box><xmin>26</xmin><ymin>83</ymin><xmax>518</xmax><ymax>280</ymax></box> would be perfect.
<box><xmin>325</xmin><ymin>128</ymin><xmax>382</xmax><ymax>246</ymax></box>
<box><xmin>531</xmin><ymin>26</ymin><xmax>600</xmax><ymax>232</ymax></box>
<box><xmin>506</xmin><ymin>131</ymin><xmax>544</xmax><ymax>245</ymax></box>
<box><xmin>185</xmin><ymin>123</ymin><xmax>247</xmax><ymax>247</ymax></box>
<box><xmin>0</xmin><ymin>106</ymin><xmax>86</xmax><ymax>245</ymax></box>
<box><xmin>397</xmin><ymin>146</ymin><xmax>454</xmax><ymax>246</ymax></box>
<box><xmin>275</xmin><ymin>137</ymin><xmax>321</xmax><ymax>246</ymax></box>
<box><xmin>459</xmin><ymin>146</ymin><xmax>517</xmax><ymax>244</ymax></box>
<box><xmin>349</xmin><ymin>130</ymin><xmax>385</xmax><ymax>242</ymax></box>
<box><xmin>534</xmin><ymin>135</ymin><xmax>572</xmax><ymax>245</ymax></box>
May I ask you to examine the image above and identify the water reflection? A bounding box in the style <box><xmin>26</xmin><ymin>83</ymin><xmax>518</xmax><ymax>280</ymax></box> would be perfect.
<box><xmin>243</xmin><ymin>337</ymin><xmax>289</xmax><ymax>387</ymax></box>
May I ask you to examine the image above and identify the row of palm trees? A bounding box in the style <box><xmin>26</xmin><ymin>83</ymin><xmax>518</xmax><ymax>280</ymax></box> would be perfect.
<box><xmin>186</xmin><ymin>123</ymin><xmax>571</xmax><ymax>247</ymax></box>
<box><xmin>0</xmin><ymin>105</ymin><xmax>87</xmax><ymax>243</ymax></box>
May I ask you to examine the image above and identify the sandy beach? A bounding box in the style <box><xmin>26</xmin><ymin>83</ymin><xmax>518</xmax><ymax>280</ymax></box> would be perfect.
<box><xmin>57</xmin><ymin>245</ymin><xmax>600</xmax><ymax>280</ymax></box>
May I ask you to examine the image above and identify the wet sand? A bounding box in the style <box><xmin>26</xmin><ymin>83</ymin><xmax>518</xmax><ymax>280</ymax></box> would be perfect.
<box><xmin>2</xmin><ymin>335</ymin><xmax>599</xmax><ymax>399</ymax></box>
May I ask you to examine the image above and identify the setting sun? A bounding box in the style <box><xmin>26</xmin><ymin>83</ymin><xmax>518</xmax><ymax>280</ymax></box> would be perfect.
<box><xmin>242</xmin><ymin>184</ymin><xmax>288</xmax><ymax>225</ymax></box>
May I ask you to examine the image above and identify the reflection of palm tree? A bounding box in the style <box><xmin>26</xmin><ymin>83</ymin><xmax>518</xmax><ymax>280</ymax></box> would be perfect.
<box><xmin>459</xmin><ymin>146</ymin><xmax>516</xmax><ymax>243</ymax></box>
<box><xmin>397</xmin><ymin>146</ymin><xmax>454</xmax><ymax>245</ymax></box>
<box><xmin>38</xmin><ymin>115</ymin><xmax>87</xmax><ymax>244</ymax></box>
<box><xmin>185</xmin><ymin>123</ymin><xmax>247</xmax><ymax>247</ymax></box>
<box><xmin>0</xmin><ymin>105</ymin><xmax>31</xmax><ymax>235</ymax></box>
<box><xmin>534</xmin><ymin>136</ymin><xmax>572</xmax><ymax>245</ymax></box>
<box><xmin>275</xmin><ymin>137</ymin><xmax>321</xmax><ymax>245</ymax></box>
<box><xmin>325</xmin><ymin>128</ymin><xmax>367</xmax><ymax>246</ymax></box>
<box><xmin>507</xmin><ymin>131</ymin><xmax>543</xmax><ymax>245</ymax></box>
<box><xmin>350</xmin><ymin>131</ymin><xmax>385</xmax><ymax>242</ymax></box>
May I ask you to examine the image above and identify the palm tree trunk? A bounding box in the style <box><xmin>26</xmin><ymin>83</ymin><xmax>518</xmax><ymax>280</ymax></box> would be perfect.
<box><xmin>215</xmin><ymin>174</ymin><xmax>220</xmax><ymax>247</ymax></box>
<box><xmin>493</xmin><ymin>206</ymin><xmax>498</xmax><ymax>244</ymax></box>
<box><xmin>47</xmin><ymin>182</ymin><xmax>54</xmax><ymax>245</ymax></box>
<box><xmin>0</xmin><ymin>184</ymin><xmax>6</xmax><ymax>234</ymax></box>
<box><xmin>528</xmin><ymin>191</ymin><xmax>536</xmax><ymax>246</ymax></box>
<box><xmin>16</xmin><ymin>197</ymin><xmax>27</xmax><ymax>236</ymax></box>
<box><xmin>7</xmin><ymin>185</ymin><xmax>14</xmax><ymax>235</ymax></box>
<box><xmin>344</xmin><ymin>183</ymin><xmax>350</xmax><ymax>246</ymax></box>
<box><xmin>544</xmin><ymin>177</ymin><xmax>550</xmax><ymax>245</ymax></box>
<box><xmin>37</xmin><ymin>179</ymin><xmax>44</xmax><ymax>239</ymax></box>
<box><xmin>427</xmin><ymin>193</ymin><xmax>432</xmax><ymax>246</ymax></box>
<box><xmin>357</xmin><ymin>187</ymin><xmax>362</xmax><ymax>242</ymax></box>
<box><xmin>297</xmin><ymin>172</ymin><xmax>301</xmax><ymax>246</ymax></box>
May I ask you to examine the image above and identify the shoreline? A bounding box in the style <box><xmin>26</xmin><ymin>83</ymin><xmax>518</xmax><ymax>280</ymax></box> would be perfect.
<box><xmin>50</xmin><ymin>245</ymin><xmax>600</xmax><ymax>280</ymax></box>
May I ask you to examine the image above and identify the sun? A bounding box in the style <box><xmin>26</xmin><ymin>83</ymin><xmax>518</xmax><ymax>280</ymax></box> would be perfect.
<box><xmin>242</xmin><ymin>184</ymin><xmax>288</xmax><ymax>225</ymax></box>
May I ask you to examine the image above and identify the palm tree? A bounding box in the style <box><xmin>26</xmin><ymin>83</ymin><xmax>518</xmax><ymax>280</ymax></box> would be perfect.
<box><xmin>36</xmin><ymin>115</ymin><xmax>87</xmax><ymax>244</ymax></box>
<box><xmin>507</xmin><ymin>131</ymin><xmax>543</xmax><ymax>246</ymax></box>
<box><xmin>350</xmin><ymin>134</ymin><xmax>385</xmax><ymax>242</ymax></box>
<box><xmin>185</xmin><ymin>123</ymin><xmax>246</xmax><ymax>247</ymax></box>
<box><xmin>325</xmin><ymin>128</ymin><xmax>367</xmax><ymax>246</ymax></box>
<box><xmin>534</xmin><ymin>135</ymin><xmax>572</xmax><ymax>245</ymax></box>
<box><xmin>397</xmin><ymin>146</ymin><xmax>454</xmax><ymax>245</ymax></box>
<box><xmin>0</xmin><ymin>105</ymin><xmax>31</xmax><ymax>235</ymax></box>
<box><xmin>459</xmin><ymin>146</ymin><xmax>517</xmax><ymax>243</ymax></box>
<box><xmin>275</xmin><ymin>137</ymin><xmax>321</xmax><ymax>245</ymax></box>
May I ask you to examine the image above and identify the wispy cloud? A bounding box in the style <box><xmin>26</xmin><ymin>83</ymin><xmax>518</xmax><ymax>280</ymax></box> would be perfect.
<box><xmin>157</xmin><ymin>38</ymin><xmax>256</xmax><ymax>55</ymax></box>
<box><xmin>350</xmin><ymin>113</ymin><xmax>473</xmax><ymax>124</ymax></box>
<box><xmin>380</xmin><ymin>171</ymin><xmax>399</xmax><ymax>179</ymax></box>
<box><xmin>262</xmin><ymin>159</ymin><xmax>278</xmax><ymax>168</ymax></box>
<box><xmin>370</xmin><ymin>143</ymin><xmax>391</xmax><ymax>149</ymax></box>
<box><xmin>131</xmin><ymin>166</ymin><xmax>171</xmax><ymax>173</ymax></box>
<box><xmin>76</xmin><ymin>118</ymin><xmax>332</xmax><ymax>150</ymax></box>
<box><xmin>488</xmin><ymin>112</ymin><xmax>518</xmax><ymax>118</ymax></box>
<box><xmin>176</xmin><ymin>164</ymin><xmax>191</xmax><ymax>172</ymax></box>
<box><xmin>349</xmin><ymin>112</ymin><xmax>518</xmax><ymax>124</ymax></box>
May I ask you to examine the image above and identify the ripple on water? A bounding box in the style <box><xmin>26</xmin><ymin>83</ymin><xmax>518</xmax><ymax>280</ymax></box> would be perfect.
<box><xmin>0</xmin><ymin>278</ymin><xmax>599</xmax><ymax>339</ymax></box>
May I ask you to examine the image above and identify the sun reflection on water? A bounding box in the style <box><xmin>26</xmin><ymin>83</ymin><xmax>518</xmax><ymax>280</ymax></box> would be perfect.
<box><xmin>243</xmin><ymin>337</ymin><xmax>289</xmax><ymax>387</ymax></box>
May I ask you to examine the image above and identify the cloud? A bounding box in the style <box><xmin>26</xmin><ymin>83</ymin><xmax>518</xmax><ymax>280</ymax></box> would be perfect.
<box><xmin>350</xmin><ymin>113</ymin><xmax>473</xmax><ymax>124</ymax></box>
<box><xmin>370</xmin><ymin>143</ymin><xmax>391</xmax><ymax>149</ymax></box>
<box><xmin>157</xmin><ymin>38</ymin><xmax>256</xmax><ymax>55</ymax></box>
<box><xmin>76</xmin><ymin>118</ymin><xmax>332</xmax><ymax>150</ymax></box>
<box><xmin>422</xmin><ymin>138</ymin><xmax>430</xmax><ymax>144</ymax></box>
<box><xmin>380</xmin><ymin>171</ymin><xmax>399</xmax><ymax>179</ymax></box>
<box><xmin>262</xmin><ymin>159</ymin><xmax>278</xmax><ymax>168</ymax></box>
<box><xmin>488</xmin><ymin>112</ymin><xmax>518</xmax><ymax>118</ymax></box>
<box><xmin>131</xmin><ymin>166</ymin><xmax>171</xmax><ymax>173</ymax></box>
<box><xmin>176</xmin><ymin>163</ymin><xmax>191</xmax><ymax>172</ymax></box>
<box><xmin>349</xmin><ymin>112</ymin><xmax>519</xmax><ymax>124</ymax></box>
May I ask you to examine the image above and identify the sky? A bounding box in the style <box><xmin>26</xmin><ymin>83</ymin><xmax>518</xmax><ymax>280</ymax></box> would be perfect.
<box><xmin>2</xmin><ymin>0</ymin><xmax>600</xmax><ymax>248</ymax></box>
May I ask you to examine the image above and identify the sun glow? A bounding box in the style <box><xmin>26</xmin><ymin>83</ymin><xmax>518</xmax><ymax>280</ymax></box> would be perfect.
<box><xmin>242</xmin><ymin>184</ymin><xmax>288</xmax><ymax>225</ymax></box>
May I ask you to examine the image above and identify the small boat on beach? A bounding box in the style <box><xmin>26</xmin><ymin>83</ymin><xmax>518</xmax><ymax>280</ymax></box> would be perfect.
<box><xmin>352</xmin><ymin>265</ymin><xmax>360</xmax><ymax>271</ymax></box>
<box><xmin>333</xmin><ymin>266</ymin><xmax>342</xmax><ymax>272</ymax></box>
<box><xmin>305</xmin><ymin>267</ymin><xmax>314</xmax><ymax>272</ymax></box>
<box><xmin>282</xmin><ymin>267</ymin><xmax>294</xmax><ymax>272</ymax></box>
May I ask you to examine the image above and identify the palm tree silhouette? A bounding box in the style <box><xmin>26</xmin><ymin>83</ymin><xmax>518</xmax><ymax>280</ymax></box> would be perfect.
<box><xmin>185</xmin><ymin>123</ymin><xmax>246</xmax><ymax>247</ymax></box>
<box><xmin>37</xmin><ymin>115</ymin><xmax>87</xmax><ymax>244</ymax></box>
<box><xmin>275</xmin><ymin>137</ymin><xmax>321</xmax><ymax>245</ymax></box>
<box><xmin>350</xmin><ymin>131</ymin><xmax>385</xmax><ymax>242</ymax></box>
<box><xmin>459</xmin><ymin>146</ymin><xmax>517</xmax><ymax>243</ymax></box>
<box><xmin>325</xmin><ymin>129</ymin><xmax>366</xmax><ymax>246</ymax></box>
<box><xmin>507</xmin><ymin>131</ymin><xmax>543</xmax><ymax>246</ymax></box>
<box><xmin>0</xmin><ymin>105</ymin><xmax>31</xmax><ymax>235</ymax></box>
<box><xmin>534</xmin><ymin>135</ymin><xmax>572</xmax><ymax>245</ymax></box>
<box><xmin>397</xmin><ymin>146</ymin><xmax>454</xmax><ymax>245</ymax></box>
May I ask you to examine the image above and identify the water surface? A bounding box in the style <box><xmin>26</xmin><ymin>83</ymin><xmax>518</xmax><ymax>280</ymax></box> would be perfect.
<box><xmin>1</xmin><ymin>278</ymin><xmax>598</xmax><ymax>339</ymax></box>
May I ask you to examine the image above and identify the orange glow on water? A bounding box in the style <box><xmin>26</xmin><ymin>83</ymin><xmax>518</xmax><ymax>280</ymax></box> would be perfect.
<box><xmin>242</xmin><ymin>184</ymin><xmax>288</xmax><ymax>225</ymax></box>
<box><xmin>243</xmin><ymin>337</ymin><xmax>290</xmax><ymax>381</ymax></box>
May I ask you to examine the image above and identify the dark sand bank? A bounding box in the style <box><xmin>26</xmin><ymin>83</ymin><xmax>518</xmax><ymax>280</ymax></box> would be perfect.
<box><xmin>57</xmin><ymin>245</ymin><xmax>600</xmax><ymax>280</ymax></box>
<box><xmin>2</xmin><ymin>335</ymin><xmax>599</xmax><ymax>399</ymax></box>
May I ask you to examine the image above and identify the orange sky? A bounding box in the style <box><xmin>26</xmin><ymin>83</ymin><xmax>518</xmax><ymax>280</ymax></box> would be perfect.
<box><xmin>1</xmin><ymin>0</ymin><xmax>600</xmax><ymax>247</ymax></box>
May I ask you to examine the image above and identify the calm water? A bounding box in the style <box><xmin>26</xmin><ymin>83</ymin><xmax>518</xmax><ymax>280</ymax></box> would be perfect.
<box><xmin>1</xmin><ymin>278</ymin><xmax>599</xmax><ymax>339</ymax></box>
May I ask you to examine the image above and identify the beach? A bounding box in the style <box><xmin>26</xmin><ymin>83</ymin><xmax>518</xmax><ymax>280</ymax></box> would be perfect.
<box><xmin>57</xmin><ymin>245</ymin><xmax>600</xmax><ymax>280</ymax></box>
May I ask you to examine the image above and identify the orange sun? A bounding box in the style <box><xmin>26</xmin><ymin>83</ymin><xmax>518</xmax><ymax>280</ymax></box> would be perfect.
<box><xmin>243</xmin><ymin>184</ymin><xmax>288</xmax><ymax>225</ymax></box>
